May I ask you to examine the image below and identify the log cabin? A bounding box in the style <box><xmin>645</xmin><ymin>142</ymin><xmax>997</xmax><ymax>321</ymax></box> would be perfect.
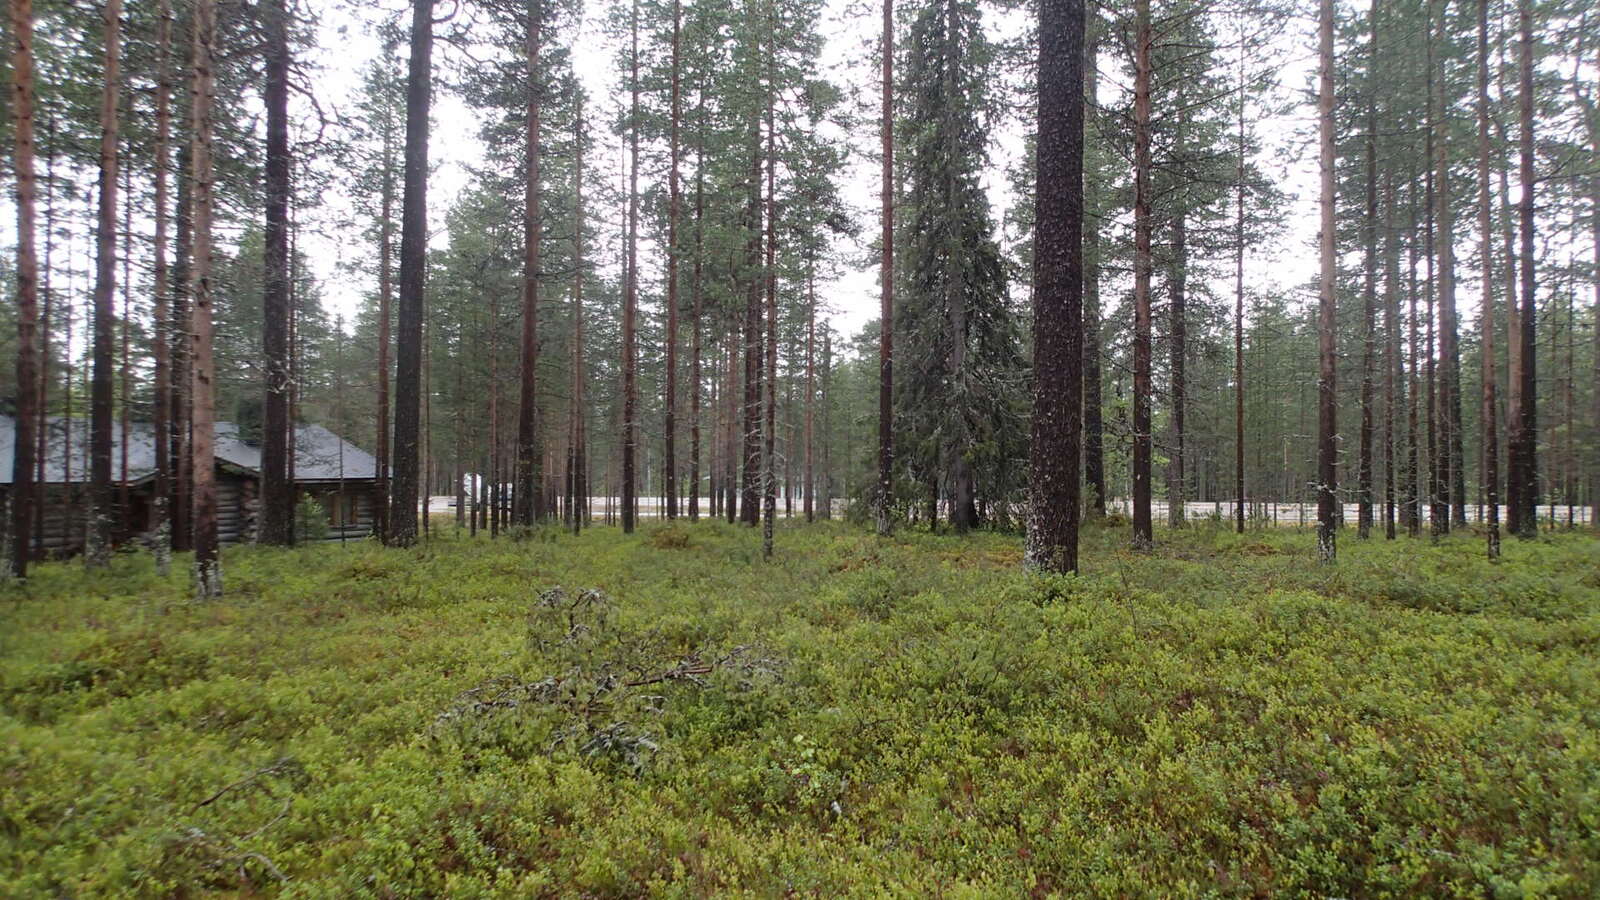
<box><xmin>0</xmin><ymin>415</ymin><xmax>380</xmax><ymax>557</ymax></box>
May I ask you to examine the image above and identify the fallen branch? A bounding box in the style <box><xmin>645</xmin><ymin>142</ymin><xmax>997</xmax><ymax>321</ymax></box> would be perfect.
<box><xmin>189</xmin><ymin>759</ymin><xmax>295</xmax><ymax>814</ymax></box>
<box><xmin>625</xmin><ymin>664</ymin><xmax>713</xmax><ymax>687</ymax></box>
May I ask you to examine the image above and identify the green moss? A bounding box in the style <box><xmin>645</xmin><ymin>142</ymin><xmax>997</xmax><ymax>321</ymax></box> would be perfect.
<box><xmin>1</xmin><ymin>521</ymin><xmax>1597</xmax><ymax>896</ymax></box>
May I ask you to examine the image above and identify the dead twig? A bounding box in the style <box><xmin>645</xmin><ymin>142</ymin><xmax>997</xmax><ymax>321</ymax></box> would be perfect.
<box><xmin>189</xmin><ymin>759</ymin><xmax>296</xmax><ymax>814</ymax></box>
<box><xmin>625</xmin><ymin>664</ymin><xmax>714</xmax><ymax>687</ymax></box>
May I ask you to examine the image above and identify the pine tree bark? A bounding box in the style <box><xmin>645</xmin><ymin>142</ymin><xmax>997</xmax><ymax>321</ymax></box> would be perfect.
<box><xmin>1433</xmin><ymin>3</ymin><xmax>1464</xmax><ymax>532</ymax></box>
<box><xmin>804</xmin><ymin>255</ymin><xmax>815</xmax><ymax>523</ymax></box>
<box><xmin>1316</xmin><ymin>0</ymin><xmax>1338</xmax><ymax>563</ymax></box>
<box><xmin>489</xmin><ymin>279</ymin><xmax>500</xmax><ymax>537</ymax></box>
<box><xmin>172</xmin><ymin>137</ymin><xmax>193</xmax><ymax>552</ymax></box>
<box><xmin>820</xmin><ymin>326</ymin><xmax>833</xmax><ymax>519</ymax></box>
<box><xmin>259</xmin><ymin>0</ymin><xmax>293</xmax><ymax>546</ymax></box>
<box><xmin>1233</xmin><ymin>37</ymin><xmax>1246</xmax><ymax>534</ymax></box>
<box><xmin>571</xmin><ymin>98</ymin><xmax>586</xmax><ymax>535</ymax></box>
<box><xmin>1425</xmin><ymin>183</ymin><xmax>1440</xmax><ymax>538</ymax></box>
<box><xmin>664</xmin><ymin>0</ymin><xmax>682</xmax><ymax>520</ymax></box>
<box><xmin>1168</xmin><ymin>205</ymin><xmax>1187</xmax><ymax>529</ymax></box>
<box><xmin>190</xmin><ymin>0</ymin><xmax>221</xmax><ymax>596</ymax></box>
<box><xmin>1408</xmin><ymin>183</ymin><xmax>1420</xmax><ymax>531</ymax></box>
<box><xmin>1477</xmin><ymin>0</ymin><xmax>1500</xmax><ymax>556</ymax></box>
<box><xmin>88</xmin><ymin>0</ymin><xmax>122</xmax><ymax>567</ymax></box>
<box><xmin>726</xmin><ymin>317</ymin><xmax>739</xmax><ymax>524</ymax></box>
<box><xmin>622</xmin><ymin>0</ymin><xmax>640</xmax><ymax>533</ymax></box>
<box><xmin>1383</xmin><ymin>172</ymin><xmax>1400</xmax><ymax>539</ymax></box>
<box><xmin>1405</xmin><ymin>185</ymin><xmax>1421</xmax><ymax>536</ymax></box>
<box><xmin>1130</xmin><ymin>0</ymin><xmax>1154</xmax><ymax>550</ymax></box>
<box><xmin>740</xmin><ymin>122</ymin><xmax>762</xmax><ymax>527</ymax></box>
<box><xmin>1358</xmin><ymin>51</ymin><xmax>1377</xmax><ymax>540</ymax></box>
<box><xmin>761</xmin><ymin>6</ymin><xmax>777</xmax><ymax>558</ymax></box>
<box><xmin>725</xmin><ymin>345</ymin><xmax>735</xmax><ymax>522</ymax></box>
<box><xmin>9</xmin><ymin>0</ymin><xmax>41</xmax><ymax>579</ymax></box>
<box><xmin>119</xmin><ymin>158</ymin><xmax>132</xmax><ymax>533</ymax></box>
<box><xmin>875</xmin><ymin>0</ymin><xmax>895</xmax><ymax>537</ymax></box>
<box><xmin>387</xmin><ymin>0</ymin><xmax>435</xmax><ymax>547</ymax></box>
<box><xmin>689</xmin><ymin>89</ymin><xmax>705</xmax><ymax>522</ymax></box>
<box><xmin>1512</xmin><ymin>0</ymin><xmax>1537</xmax><ymax>537</ymax></box>
<box><xmin>515</xmin><ymin>0</ymin><xmax>543</xmax><ymax>527</ymax></box>
<box><xmin>1025</xmin><ymin>0</ymin><xmax>1084</xmax><ymax>573</ymax></box>
<box><xmin>1590</xmin><ymin>84</ymin><xmax>1599</xmax><ymax>533</ymax></box>
<box><xmin>375</xmin><ymin>86</ymin><xmax>395</xmax><ymax>542</ymax></box>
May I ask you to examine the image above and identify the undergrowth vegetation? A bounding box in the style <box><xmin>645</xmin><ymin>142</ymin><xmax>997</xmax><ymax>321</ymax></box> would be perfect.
<box><xmin>3</xmin><ymin>520</ymin><xmax>1598</xmax><ymax>896</ymax></box>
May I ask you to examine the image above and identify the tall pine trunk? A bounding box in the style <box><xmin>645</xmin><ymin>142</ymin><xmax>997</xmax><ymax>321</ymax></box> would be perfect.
<box><xmin>761</xmin><ymin>6</ymin><xmax>777</xmax><ymax>558</ymax></box>
<box><xmin>190</xmin><ymin>0</ymin><xmax>221</xmax><ymax>596</ymax></box>
<box><xmin>1167</xmin><ymin>93</ymin><xmax>1188</xmax><ymax>531</ymax></box>
<box><xmin>803</xmin><ymin>255</ymin><xmax>815</xmax><ymax>523</ymax></box>
<box><xmin>9</xmin><ymin>0</ymin><xmax>41</xmax><ymax>579</ymax></box>
<box><xmin>1477</xmin><ymin>0</ymin><xmax>1500</xmax><ymax>556</ymax></box>
<box><xmin>1383</xmin><ymin>173</ymin><xmax>1401</xmax><ymax>539</ymax></box>
<box><xmin>664</xmin><ymin>0</ymin><xmax>682</xmax><ymax>520</ymax></box>
<box><xmin>875</xmin><ymin>0</ymin><xmax>895</xmax><ymax>537</ymax></box>
<box><xmin>1025</xmin><ymin>0</ymin><xmax>1085</xmax><ymax>572</ymax></box>
<box><xmin>387</xmin><ymin>0</ymin><xmax>434</xmax><ymax>547</ymax></box>
<box><xmin>1512</xmin><ymin>0</ymin><xmax>1537</xmax><ymax>537</ymax></box>
<box><xmin>622</xmin><ymin>0</ymin><xmax>640</xmax><ymax>532</ymax></box>
<box><xmin>571</xmin><ymin>99</ymin><xmax>587</xmax><ymax>535</ymax></box>
<box><xmin>689</xmin><ymin>85</ymin><xmax>705</xmax><ymax>522</ymax></box>
<box><xmin>1316</xmin><ymin>0</ymin><xmax>1338</xmax><ymax>563</ymax></box>
<box><xmin>259</xmin><ymin>0</ymin><xmax>293</xmax><ymax>546</ymax></box>
<box><xmin>88</xmin><ymin>0</ymin><xmax>122</xmax><ymax>567</ymax></box>
<box><xmin>1168</xmin><ymin>209</ymin><xmax>1187</xmax><ymax>529</ymax></box>
<box><xmin>515</xmin><ymin>0</ymin><xmax>543</xmax><ymax>527</ymax></box>
<box><xmin>172</xmin><ymin>140</ymin><xmax>194</xmax><ymax>552</ymax></box>
<box><xmin>1358</xmin><ymin>30</ymin><xmax>1377</xmax><ymax>539</ymax></box>
<box><xmin>150</xmin><ymin>0</ymin><xmax>172</xmax><ymax>565</ymax></box>
<box><xmin>375</xmin><ymin>85</ymin><xmax>395</xmax><ymax>542</ymax></box>
<box><xmin>1405</xmin><ymin>184</ymin><xmax>1421</xmax><ymax>536</ymax></box>
<box><xmin>1590</xmin><ymin>79</ymin><xmax>1598</xmax><ymax>533</ymax></box>
<box><xmin>1130</xmin><ymin>0</ymin><xmax>1154</xmax><ymax>549</ymax></box>
<box><xmin>1233</xmin><ymin>35</ymin><xmax>1246</xmax><ymax>534</ymax></box>
<box><xmin>1433</xmin><ymin>1</ymin><xmax>1464</xmax><ymax>532</ymax></box>
<box><xmin>740</xmin><ymin>115</ymin><xmax>762</xmax><ymax>528</ymax></box>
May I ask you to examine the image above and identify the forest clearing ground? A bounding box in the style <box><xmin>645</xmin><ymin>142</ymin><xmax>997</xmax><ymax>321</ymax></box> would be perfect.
<box><xmin>2</xmin><ymin>519</ymin><xmax>1598</xmax><ymax>896</ymax></box>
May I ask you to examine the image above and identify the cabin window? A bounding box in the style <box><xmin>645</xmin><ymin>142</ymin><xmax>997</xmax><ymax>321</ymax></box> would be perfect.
<box><xmin>325</xmin><ymin>493</ymin><xmax>359</xmax><ymax>527</ymax></box>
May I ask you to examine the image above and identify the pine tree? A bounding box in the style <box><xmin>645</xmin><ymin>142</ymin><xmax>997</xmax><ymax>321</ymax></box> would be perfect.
<box><xmin>190</xmin><ymin>0</ymin><xmax>222</xmax><ymax>597</ymax></box>
<box><xmin>387</xmin><ymin>0</ymin><xmax>436</xmax><ymax>547</ymax></box>
<box><xmin>9</xmin><ymin>0</ymin><xmax>42</xmax><ymax>580</ymax></box>
<box><xmin>1026</xmin><ymin>0</ymin><xmax>1084</xmax><ymax>572</ymax></box>
<box><xmin>1511</xmin><ymin>0</ymin><xmax>1537</xmax><ymax>538</ymax></box>
<box><xmin>1476</xmin><ymin>0</ymin><xmax>1500</xmax><ymax>558</ymax></box>
<box><xmin>621</xmin><ymin>0</ymin><xmax>640</xmax><ymax>532</ymax></box>
<box><xmin>875</xmin><ymin>0</ymin><xmax>895</xmax><ymax>537</ymax></box>
<box><xmin>259</xmin><ymin>0</ymin><xmax>293</xmax><ymax>546</ymax></box>
<box><xmin>899</xmin><ymin>0</ymin><xmax>1024</xmax><ymax>534</ymax></box>
<box><xmin>663</xmin><ymin>0</ymin><xmax>682</xmax><ymax>520</ymax></box>
<box><xmin>1316</xmin><ymin>0</ymin><xmax>1338</xmax><ymax>563</ymax></box>
<box><xmin>1130</xmin><ymin>0</ymin><xmax>1154</xmax><ymax>549</ymax></box>
<box><xmin>515</xmin><ymin>0</ymin><xmax>545</xmax><ymax>527</ymax></box>
<box><xmin>87</xmin><ymin>0</ymin><xmax>122</xmax><ymax>567</ymax></box>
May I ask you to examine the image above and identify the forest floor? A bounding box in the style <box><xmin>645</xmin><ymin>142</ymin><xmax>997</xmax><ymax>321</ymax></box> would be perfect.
<box><xmin>3</xmin><ymin>518</ymin><xmax>1598</xmax><ymax>897</ymax></box>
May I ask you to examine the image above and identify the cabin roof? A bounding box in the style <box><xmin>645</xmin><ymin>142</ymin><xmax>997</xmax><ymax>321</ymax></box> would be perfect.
<box><xmin>0</xmin><ymin>416</ymin><xmax>377</xmax><ymax>484</ymax></box>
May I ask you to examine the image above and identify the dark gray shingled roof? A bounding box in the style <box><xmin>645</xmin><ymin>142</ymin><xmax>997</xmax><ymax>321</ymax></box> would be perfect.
<box><xmin>0</xmin><ymin>416</ymin><xmax>377</xmax><ymax>484</ymax></box>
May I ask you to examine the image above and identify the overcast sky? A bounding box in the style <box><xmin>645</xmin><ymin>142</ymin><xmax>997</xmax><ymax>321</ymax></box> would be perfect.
<box><xmin>302</xmin><ymin>0</ymin><xmax>1325</xmax><ymax>347</ymax></box>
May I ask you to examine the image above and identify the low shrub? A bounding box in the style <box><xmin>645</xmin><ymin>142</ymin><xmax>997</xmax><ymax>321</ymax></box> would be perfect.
<box><xmin>2</xmin><ymin>521</ymin><xmax>1596</xmax><ymax>895</ymax></box>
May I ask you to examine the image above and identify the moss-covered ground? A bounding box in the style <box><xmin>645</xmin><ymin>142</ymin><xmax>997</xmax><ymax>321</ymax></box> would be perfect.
<box><xmin>3</xmin><ymin>519</ymin><xmax>1598</xmax><ymax>897</ymax></box>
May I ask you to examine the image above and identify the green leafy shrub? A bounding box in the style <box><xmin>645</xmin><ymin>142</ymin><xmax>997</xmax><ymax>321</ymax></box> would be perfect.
<box><xmin>2</xmin><ymin>521</ymin><xmax>1597</xmax><ymax>895</ymax></box>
